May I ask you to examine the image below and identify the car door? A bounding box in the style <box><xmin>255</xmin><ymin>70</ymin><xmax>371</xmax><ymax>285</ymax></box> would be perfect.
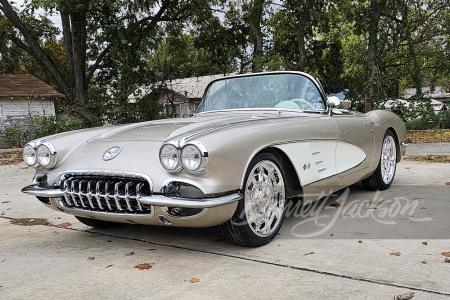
<box><xmin>332</xmin><ymin>112</ymin><xmax>375</xmax><ymax>177</ymax></box>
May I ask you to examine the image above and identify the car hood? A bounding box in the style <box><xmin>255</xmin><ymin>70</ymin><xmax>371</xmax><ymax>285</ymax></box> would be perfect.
<box><xmin>88</xmin><ymin>110</ymin><xmax>311</xmax><ymax>143</ymax></box>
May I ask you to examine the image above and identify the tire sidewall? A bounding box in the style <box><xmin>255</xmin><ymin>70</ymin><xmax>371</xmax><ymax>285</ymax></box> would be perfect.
<box><xmin>230</xmin><ymin>152</ymin><xmax>286</xmax><ymax>246</ymax></box>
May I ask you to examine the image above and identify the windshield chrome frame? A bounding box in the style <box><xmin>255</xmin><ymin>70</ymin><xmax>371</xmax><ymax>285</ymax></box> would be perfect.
<box><xmin>194</xmin><ymin>71</ymin><xmax>328</xmax><ymax>115</ymax></box>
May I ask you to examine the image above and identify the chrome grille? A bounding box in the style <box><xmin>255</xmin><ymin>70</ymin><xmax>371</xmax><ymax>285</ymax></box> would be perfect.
<box><xmin>58</xmin><ymin>175</ymin><xmax>151</xmax><ymax>214</ymax></box>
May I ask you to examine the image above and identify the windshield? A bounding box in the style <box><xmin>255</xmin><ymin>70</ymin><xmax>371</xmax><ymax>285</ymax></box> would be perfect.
<box><xmin>196</xmin><ymin>73</ymin><xmax>325</xmax><ymax>113</ymax></box>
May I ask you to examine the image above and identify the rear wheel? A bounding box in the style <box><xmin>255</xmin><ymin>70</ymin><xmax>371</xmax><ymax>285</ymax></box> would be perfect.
<box><xmin>75</xmin><ymin>216</ymin><xmax>117</xmax><ymax>229</ymax></box>
<box><xmin>362</xmin><ymin>130</ymin><xmax>397</xmax><ymax>191</ymax></box>
<box><xmin>221</xmin><ymin>153</ymin><xmax>286</xmax><ymax>247</ymax></box>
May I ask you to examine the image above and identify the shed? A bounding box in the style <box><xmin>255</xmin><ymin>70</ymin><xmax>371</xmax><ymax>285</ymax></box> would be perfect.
<box><xmin>0</xmin><ymin>74</ymin><xmax>64</xmax><ymax>133</ymax></box>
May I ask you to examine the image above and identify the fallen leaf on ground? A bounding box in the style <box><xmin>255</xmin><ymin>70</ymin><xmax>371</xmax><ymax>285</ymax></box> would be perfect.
<box><xmin>88</xmin><ymin>257</ymin><xmax>95</xmax><ymax>260</ymax></box>
<box><xmin>442</xmin><ymin>252</ymin><xmax>450</xmax><ymax>257</ymax></box>
<box><xmin>56</xmin><ymin>222</ymin><xmax>71</xmax><ymax>228</ymax></box>
<box><xmin>1</xmin><ymin>201</ymin><xmax>11</xmax><ymax>203</ymax></box>
<box><xmin>404</xmin><ymin>155</ymin><xmax>450</xmax><ymax>163</ymax></box>
<box><xmin>134</xmin><ymin>263</ymin><xmax>151</xmax><ymax>270</ymax></box>
<box><xmin>330</xmin><ymin>203</ymin><xmax>341</xmax><ymax>207</ymax></box>
<box><xmin>390</xmin><ymin>252</ymin><xmax>401</xmax><ymax>256</ymax></box>
<box><xmin>10</xmin><ymin>218</ymin><xmax>49</xmax><ymax>226</ymax></box>
<box><xmin>420</xmin><ymin>261</ymin><xmax>427</xmax><ymax>264</ymax></box>
<box><xmin>422</xmin><ymin>242</ymin><xmax>428</xmax><ymax>245</ymax></box>
<box><xmin>330</xmin><ymin>233</ymin><xmax>334</xmax><ymax>236</ymax></box>
<box><xmin>105</xmin><ymin>265</ymin><xmax>114</xmax><ymax>268</ymax></box>
<box><xmin>107</xmin><ymin>240</ymin><xmax>112</xmax><ymax>243</ymax></box>
<box><xmin>445</xmin><ymin>258</ymin><xmax>450</xmax><ymax>263</ymax></box>
<box><xmin>301</xmin><ymin>252</ymin><xmax>315</xmax><ymax>257</ymax></box>
<box><xmin>358</xmin><ymin>240</ymin><xmax>363</xmax><ymax>243</ymax></box>
<box><xmin>405</xmin><ymin>167</ymin><xmax>410</xmax><ymax>169</ymax></box>
<box><xmin>446</xmin><ymin>182</ymin><xmax>450</xmax><ymax>185</ymax></box>
<box><xmin>189</xmin><ymin>277</ymin><xmax>200</xmax><ymax>283</ymax></box>
<box><xmin>124</xmin><ymin>252</ymin><xmax>135</xmax><ymax>256</ymax></box>
<box><xmin>56</xmin><ymin>250</ymin><xmax>60</xmax><ymax>253</ymax></box>
<box><xmin>395</xmin><ymin>291</ymin><xmax>414</xmax><ymax>300</ymax></box>
<box><xmin>422</xmin><ymin>253</ymin><xmax>431</xmax><ymax>255</ymax></box>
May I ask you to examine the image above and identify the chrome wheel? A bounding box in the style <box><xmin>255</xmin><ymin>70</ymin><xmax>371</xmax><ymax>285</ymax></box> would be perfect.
<box><xmin>381</xmin><ymin>135</ymin><xmax>396</xmax><ymax>184</ymax></box>
<box><xmin>244</xmin><ymin>160</ymin><xmax>285</xmax><ymax>237</ymax></box>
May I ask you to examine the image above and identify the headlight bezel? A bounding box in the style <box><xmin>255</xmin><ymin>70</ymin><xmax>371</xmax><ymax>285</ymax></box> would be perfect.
<box><xmin>36</xmin><ymin>141</ymin><xmax>58</xmax><ymax>169</ymax></box>
<box><xmin>159</xmin><ymin>140</ymin><xmax>208</xmax><ymax>174</ymax></box>
<box><xmin>159</xmin><ymin>141</ymin><xmax>182</xmax><ymax>173</ymax></box>
<box><xmin>180</xmin><ymin>141</ymin><xmax>208</xmax><ymax>174</ymax></box>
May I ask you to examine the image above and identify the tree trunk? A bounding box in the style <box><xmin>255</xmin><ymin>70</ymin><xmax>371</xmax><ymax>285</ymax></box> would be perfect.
<box><xmin>248</xmin><ymin>0</ymin><xmax>265</xmax><ymax>72</ymax></box>
<box><xmin>293</xmin><ymin>0</ymin><xmax>314</xmax><ymax>72</ymax></box>
<box><xmin>364</xmin><ymin>0</ymin><xmax>386</xmax><ymax>113</ymax></box>
<box><xmin>0</xmin><ymin>0</ymin><xmax>72</xmax><ymax>100</ymax></box>
<box><xmin>70</xmin><ymin>11</ymin><xmax>88</xmax><ymax>104</ymax></box>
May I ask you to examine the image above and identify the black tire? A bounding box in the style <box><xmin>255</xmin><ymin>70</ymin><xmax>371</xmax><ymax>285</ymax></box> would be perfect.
<box><xmin>362</xmin><ymin>130</ymin><xmax>397</xmax><ymax>191</ymax></box>
<box><xmin>221</xmin><ymin>153</ymin><xmax>286</xmax><ymax>247</ymax></box>
<box><xmin>75</xmin><ymin>216</ymin><xmax>117</xmax><ymax>229</ymax></box>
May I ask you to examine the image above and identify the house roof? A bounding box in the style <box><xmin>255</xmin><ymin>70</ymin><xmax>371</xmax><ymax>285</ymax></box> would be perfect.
<box><xmin>128</xmin><ymin>74</ymin><xmax>230</xmax><ymax>103</ymax></box>
<box><xmin>404</xmin><ymin>86</ymin><xmax>444</xmax><ymax>98</ymax></box>
<box><xmin>0</xmin><ymin>74</ymin><xmax>65</xmax><ymax>98</ymax></box>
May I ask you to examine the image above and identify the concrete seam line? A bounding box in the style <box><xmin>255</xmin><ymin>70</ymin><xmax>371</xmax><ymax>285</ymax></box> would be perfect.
<box><xmin>1</xmin><ymin>216</ymin><xmax>449</xmax><ymax>297</ymax></box>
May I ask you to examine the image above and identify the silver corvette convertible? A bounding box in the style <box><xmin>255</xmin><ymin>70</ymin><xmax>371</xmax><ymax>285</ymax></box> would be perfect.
<box><xmin>21</xmin><ymin>71</ymin><xmax>409</xmax><ymax>246</ymax></box>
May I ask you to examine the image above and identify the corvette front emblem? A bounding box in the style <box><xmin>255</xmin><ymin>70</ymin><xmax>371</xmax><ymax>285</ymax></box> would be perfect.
<box><xmin>303</xmin><ymin>163</ymin><xmax>311</xmax><ymax>170</ymax></box>
<box><xmin>102</xmin><ymin>146</ymin><xmax>122</xmax><ymax>161</ymax></box>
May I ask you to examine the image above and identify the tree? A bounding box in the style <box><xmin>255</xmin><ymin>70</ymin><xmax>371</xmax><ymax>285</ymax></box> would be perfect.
<box><xmin>0</xmin><ymin>0</ymin><xmax>213</xmax><ymax>108</ymax></box>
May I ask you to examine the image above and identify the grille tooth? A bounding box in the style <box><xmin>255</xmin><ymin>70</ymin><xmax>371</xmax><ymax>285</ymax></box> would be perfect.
<box><xmin>124</xmin><ymin>182</ymin><xmax>134</xmax><ymax>212</ymax></box>
<box><xmin>59</xmin><ymin>175</ymin><xmax>151</xmax><ymax>215</ymax></box>
<box><xmin>78</xmin><ymin>180</ymin><xmax>88</xmax><ymax>208</ymax></box>
<box><xmin>86</xmin><ymin>181</ymin><xmax>95</xmax><ymax>209</ymax></box>
<box><xmin>71</xmin><ymin>180</ymin><xmax>79</xmax><ymax>207</ymax></box>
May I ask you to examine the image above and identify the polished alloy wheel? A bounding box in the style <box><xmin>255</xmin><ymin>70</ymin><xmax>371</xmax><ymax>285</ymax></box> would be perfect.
<box><xmin>381</xmin><ymin>135</ymin><xmax>396</xmax><ymax>184</ymax></box>
<box><xmin>244</xmin><ymin>160</ymin><xmax>285</xmax><ymax>237</ymax></box>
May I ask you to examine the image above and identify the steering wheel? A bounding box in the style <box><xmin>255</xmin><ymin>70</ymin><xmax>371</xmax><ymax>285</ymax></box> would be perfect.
<box><xmin>290</xmin><ymin>99</ymin><xmax>315</xmax><ymax>110</ymax></box>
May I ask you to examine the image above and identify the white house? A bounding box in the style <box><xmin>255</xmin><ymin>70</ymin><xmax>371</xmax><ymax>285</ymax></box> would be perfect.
<box><xmin>129</xmin><ymin>74</ymin><xmax>229</xmax><ymax>118</ymax></box>
<box><xmin>0</xmin><ymin>74</ymin><xmax>63</xmax><ymax>133</ymax></box>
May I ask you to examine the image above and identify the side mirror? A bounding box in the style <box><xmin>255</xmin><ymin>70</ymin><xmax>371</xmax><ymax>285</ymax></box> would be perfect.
<box><xmin>327</xmin><ymin>96</ymin><xmax>341</xmax><ymax>109</ymax></box>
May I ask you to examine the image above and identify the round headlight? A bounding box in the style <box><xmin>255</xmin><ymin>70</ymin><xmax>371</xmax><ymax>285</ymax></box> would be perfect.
<box><xmin>36</xmin><ymin>145</ymin><xmax>51</xmax><ymax>167</ymax></box>
<box><xmin>181</xmin><ymin>145</ymin><xmax>202</xmax><ymax>171</ymax></box>
<box><xmin>160</xmin><ymin>144</ymin><xmax>180</xmax><ymax>171</ymax></box>
<box><xmin>36</xmin><ymin>142</ymin><xmax>57</xmax><ymax>169</ymax></box>
<box><xmin>23</xmin><ymin>144</ymin><xmax>36</xmax><ymax>166</ymax></box>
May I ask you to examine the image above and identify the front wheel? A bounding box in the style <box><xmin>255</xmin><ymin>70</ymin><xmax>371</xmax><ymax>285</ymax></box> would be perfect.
<box><xmin>221</xmin><ymin>153</ymin><xmax>286</xmax><ymax>247</ymax></box>
<box><xmin>362</xmin><ymin>130</ymin><xmax>397</xmax><ymax>191</ymax></box>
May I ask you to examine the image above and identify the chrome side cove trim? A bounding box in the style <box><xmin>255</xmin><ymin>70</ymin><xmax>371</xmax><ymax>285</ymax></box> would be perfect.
<box><xmin>138</xmin><ymin>192</ymin><xmax>242</xmax><ymax>209</ymax></box>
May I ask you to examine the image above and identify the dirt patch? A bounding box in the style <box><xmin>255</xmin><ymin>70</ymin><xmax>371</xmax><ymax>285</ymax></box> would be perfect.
<box><xmin>0</xmin><ymin>151</ymin><xmax>23</xmax><ymax>166</ymax></box>
<box><xmin>407</xmin><ymin>129</ymin><xmax>450</xmax><ymax>143</ymax></box>
<box><xmin>10</xmin><ymin>218</ymin><xmax>50</xmax><ymax>226</ymax></box>
<box><xmin>404</xmin><ymin>155</ymin><xmax>450</xmax><ymax>163</ymax></box>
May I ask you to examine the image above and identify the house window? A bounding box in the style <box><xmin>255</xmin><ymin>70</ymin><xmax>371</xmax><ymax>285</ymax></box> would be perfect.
<box><xmin>165</xmin><ymin>104</ymin><xmax>181</xmax><ymax>118</ymax></box>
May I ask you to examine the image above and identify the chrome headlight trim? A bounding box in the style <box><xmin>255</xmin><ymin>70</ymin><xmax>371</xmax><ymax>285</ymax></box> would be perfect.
<box><xmin>159</xmin><ymin>140</ymin><xmax>182</xmax><ymax>173</ymax></box>
<box><xmin>181</xmin><ymin>140</ymin><xmax>208</xmax><ymax>174</ymax></box>
<box><xmin>36</xmin><ymin>141</ymin><xmax>57</xmax><ymax>169</ymax></box>
<box><xmin>23</xmin><ymin>143</ymin><xmax>37</xmax><ymax>166</ymax></box>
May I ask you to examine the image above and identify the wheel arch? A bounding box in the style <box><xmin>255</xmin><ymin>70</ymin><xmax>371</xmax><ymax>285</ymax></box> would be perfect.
<box><xmin>241</xmin><ymin>146</ymin><xmax>302</xmax><ymax>199</ymax></box>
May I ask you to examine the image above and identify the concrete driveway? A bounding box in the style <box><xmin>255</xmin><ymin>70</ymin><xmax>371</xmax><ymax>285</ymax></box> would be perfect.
<box><xmin>1</xmin><ymin>159</ymin><xmax>449</xmax><ymax>299</ymax></box>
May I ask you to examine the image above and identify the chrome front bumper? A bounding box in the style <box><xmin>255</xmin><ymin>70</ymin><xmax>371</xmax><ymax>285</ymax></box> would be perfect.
<box><xmin>21</xmin><ymin>184</ymin><xmax>242</xmax><ymax>209</ymax></box>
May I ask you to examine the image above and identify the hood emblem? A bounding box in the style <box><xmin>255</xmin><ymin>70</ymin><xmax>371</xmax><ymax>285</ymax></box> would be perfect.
<box><xmin>103</xmin><ymin>146</ymin><xmax>122</xmax><ymax>161</ymax></box>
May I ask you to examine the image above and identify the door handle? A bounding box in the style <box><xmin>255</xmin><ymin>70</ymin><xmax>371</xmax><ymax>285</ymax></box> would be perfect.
<box><xmin>364</xmin><ymin>121</ymin><xmax>374</xmax><ymax>126</ymax></box>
